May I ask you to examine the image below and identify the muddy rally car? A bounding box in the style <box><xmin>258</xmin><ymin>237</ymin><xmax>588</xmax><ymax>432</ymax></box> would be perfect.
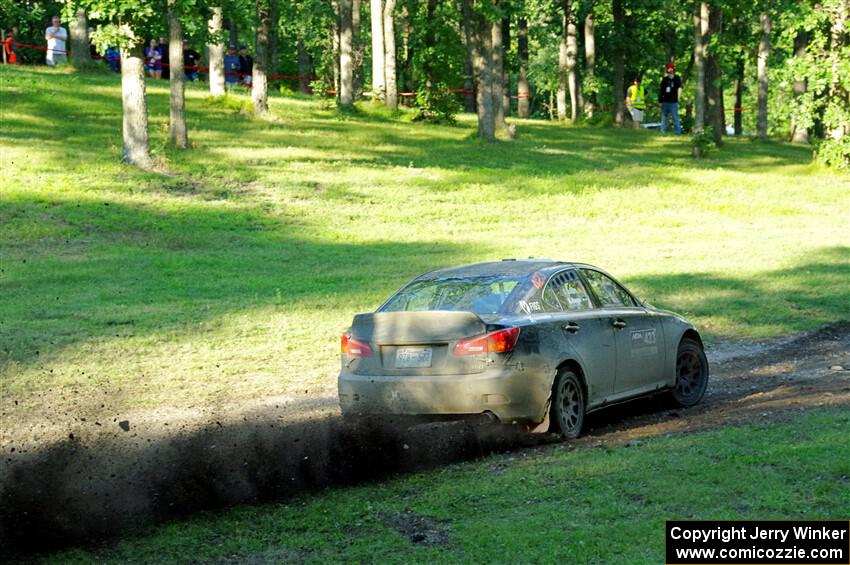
<box><xmin>338</xmin><ymin>260</ymin><xmax>709</xmax><ymax>437</ymax></box>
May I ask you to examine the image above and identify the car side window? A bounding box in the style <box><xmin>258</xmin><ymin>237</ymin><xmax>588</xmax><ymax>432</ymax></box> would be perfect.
<box><xmin>541</xmin><ymin>270</ymin><xmax>593</xmax><ymax>312</ymax></box>
<box><xmin>581</xmin><ymin>269</ymin><xmax>638</xmax><ymax>307</ymax></box>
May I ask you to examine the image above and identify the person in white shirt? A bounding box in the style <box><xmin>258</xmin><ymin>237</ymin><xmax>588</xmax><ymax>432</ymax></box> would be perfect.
<box><xmin>45</xmin><ymin>16</ymin><xmax>68</xmax><ymax>66</ymax></box>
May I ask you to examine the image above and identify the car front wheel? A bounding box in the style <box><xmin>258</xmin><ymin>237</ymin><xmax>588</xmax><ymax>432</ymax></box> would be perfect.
<box><xmin>671</xmin><ymin>338</ymin><xmax>709</xmax><ymax>407</ymax></box>
<box><xmin>552</xmin><ymin>370</ymin><xmax>585</xmax><ymax>438</ymax></box>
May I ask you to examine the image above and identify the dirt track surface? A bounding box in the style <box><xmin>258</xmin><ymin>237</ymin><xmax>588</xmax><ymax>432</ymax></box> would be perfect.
<box><xmin>1</xmin><ymin>323</ymin><xmax>848</xmax><ymax>557</ymax></box>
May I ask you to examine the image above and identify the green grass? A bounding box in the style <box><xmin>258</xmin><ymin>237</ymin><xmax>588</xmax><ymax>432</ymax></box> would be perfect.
<box><xmin>1</xmin><ymin>65</ymin><xmax>848</xmax><ymax>419</ymax></box>
<box><xmin>44</xmin><ymin>407</ymin><xmax>850</xmax><ymax>564</ymax></box>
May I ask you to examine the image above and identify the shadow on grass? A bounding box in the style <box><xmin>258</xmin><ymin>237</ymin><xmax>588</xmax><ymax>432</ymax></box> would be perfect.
<box><xmin>627</xmin><ymin>246</ymin><xmax>850</xmax><ymax>337</ymax></box>
<box><xmin>0</xmin><ymin>195</ymin><xmax>472</xmax><ymax>367</ymax></box>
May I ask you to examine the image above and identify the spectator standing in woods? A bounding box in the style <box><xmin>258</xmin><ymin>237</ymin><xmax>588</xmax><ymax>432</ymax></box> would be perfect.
<box><xmin>44</xmin><ymin>16</ymin><xmax>67</xmax><ymax>66</ymax></box>
<box><xmin>105</xmin><ymin>46</ymin><xmax>120</xmax><ymax>72</ymax></box>
<box><xmin>145</xmin><ymin>38</ymin><xmax>162</xmax><ymax>78</ymax></box>
<box><xmin>625</xmin><ymin>76</ymin><xmax>646</xmax><ymax>129</ymax></box>
<box><xmin>183</xmin><ymin>39</ymin><xmax>201</xmax><ymax>81</ymax></box>
<box><xmin>3</xmin><ymin>27</ymin><xmax>18</xmax><ymax>64</ymax></box>
<box><xmin>223</xmin><ymin>44</ymin><xmax>240</xmax><ymax>87</ymax></box>
<box><xmin>659</xmin><ymin>63</ymin><xmax>683</xmax><ymax>134</ymax></box>
<box><xmin>238</xmin><ymin>45</ymin><xmax>253</xmax><ymax>87</ymax></box>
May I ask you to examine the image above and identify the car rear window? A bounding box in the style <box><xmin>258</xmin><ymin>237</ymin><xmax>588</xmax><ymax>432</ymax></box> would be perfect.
<box><xmin>381</xmin><ymin>277</ymin><xmax>524</xmax><ymax>315</ymax></box>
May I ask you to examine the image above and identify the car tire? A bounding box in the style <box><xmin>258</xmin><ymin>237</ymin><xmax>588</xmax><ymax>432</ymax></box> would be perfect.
<box><xmin>671</xmin><ymin>338</ymin><xmax>709</xmax><ymax>407</ymax></box>
<box><xmin>551</xmin><ymin>370</ymin><xmax>585</xmax><ymax>438</ymax></box>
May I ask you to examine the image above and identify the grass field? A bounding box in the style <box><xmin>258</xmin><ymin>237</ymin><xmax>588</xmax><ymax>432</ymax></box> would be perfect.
<box><xmin>45</xmin><ymin>407</ymin><xmax>850</xmax><ymax>564</ymax></box>
<box><xmin>1</xmin><ymin>64</ymin><xmax>848</xmax><ymax>419</ymax></box>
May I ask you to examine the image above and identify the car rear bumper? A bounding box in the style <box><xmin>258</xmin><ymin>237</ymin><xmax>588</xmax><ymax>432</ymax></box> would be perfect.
<box><xmin>337</xmin><ymin>367</ymin><xmax>548</xmax><ymax>424</ymax></box>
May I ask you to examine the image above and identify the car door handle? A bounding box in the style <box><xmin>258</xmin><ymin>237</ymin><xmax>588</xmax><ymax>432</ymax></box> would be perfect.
<box><xmin>561</xmin><ymin>322</ymin><xmax>581</xmax><ymax>333</ymax></box>
<box><xmin>612</xmin><ymin>319</ymin><xmax>627</xmax><ymax>329</ymax></box>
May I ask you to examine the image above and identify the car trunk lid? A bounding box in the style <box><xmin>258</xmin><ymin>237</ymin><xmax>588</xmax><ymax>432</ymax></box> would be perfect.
<box><xmin>348</xmin><ymin>311</ymin><xmax>488</xmax><ymax>375</ymax></box>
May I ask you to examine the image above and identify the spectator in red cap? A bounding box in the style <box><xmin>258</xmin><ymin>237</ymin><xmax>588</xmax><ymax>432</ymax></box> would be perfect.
<box><xmin>659</xmin><ymin>63</ymin><xmax>683</xmax><ymax>134</ymax></box>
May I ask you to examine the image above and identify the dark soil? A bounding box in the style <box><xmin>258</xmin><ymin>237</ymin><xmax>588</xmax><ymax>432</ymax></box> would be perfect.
<box><xmin>1</xmin><ymin>323</ymin><xmax>847</xmax><ymax>559</ymax></box>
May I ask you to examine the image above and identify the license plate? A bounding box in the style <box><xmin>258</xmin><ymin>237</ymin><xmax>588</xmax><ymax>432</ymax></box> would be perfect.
<box><xmin>396</xmin><ymin>347</ymin><xmax>433</xmax><ymax>368</ymax></box>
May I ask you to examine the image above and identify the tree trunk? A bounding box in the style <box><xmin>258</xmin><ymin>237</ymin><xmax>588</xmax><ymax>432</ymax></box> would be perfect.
<box><xmin>583</xmin><ymin>10</ymin><xmax>595</xmax><ymax>117</ymax></box>
<box><xmin>383</xmin><ymin>0</ymin><xmax>398</xmax><ymax>108</ymax></box>
<box><xmin>168</xmin><ymin>3</ymin><xmax>187</xmax><ymax>148</ymax></box>
<box><xmin>370</xmin><ymin>0</ymin><xmax>385</xmax><ymax>98</ymax></box>
<box><xmin>269</xmin><ymin>0</ymin><xmax>280</xmax><ymax>73</ymax></box>
<box><xmin>461</xmin><ymin>0</ymin><xmax>495</xmax><ymax>140</ymax></box>
<box><xmin>228</xmin><ymin>20</ymin><xmax>238</xmax><ymax>49</ymax></box>
<box><xmin>756</xmin><ymin>11</ymin><xmax>770</xmax><ymax>140</ymax></box>
<box><xmin>352</xmin><ymin>0</ymin><xmax>363</xmax><ymax>96</ymax></box>
<box><xmin>253</xmin><ymin>0</ymin><xmax>271</xmax><ymax>116</ymax></box>
<box><xmin>424</xmin><ymin>0</ymin><xmax>439</xmax><ymax>87</ymax></box>
<box><xmin>557</xmin><ymin>7</ymin><xmax>568</xmax><ymax>121</ymax></box>
<box><xmin>208</xmin><ymin>8</ymin><xmax>225</xmax><ymax>97</ymax></box>
<box><xmin>297</xmin><ymin>38</ymin><xmax>312</xmax><ymax>93</ymax></box>
<box><xmin>70</xmin><ymin>9</ymin><xmax>89</xmax><ymax>66</ymax></box>
<box><xmin>331</xmin><ymin>0</ymin><xmax>341</xmax><ymax>98</ymax></box>
<box><xmin>790</xmin><ymin>31</ymin><xmax>808</xmax><ymax>143</ymax></box>
<box><xmin>565</xmin><ymin>0</ymin><xmax>580</xmax><ymax>122</ymax></box>
<box><xmin>706</xmin><ymin>4</ymin><xmax>723</xmax><ymax>144</ymax></box>
<box><xmin>693</xmin><ymin>1</ymin><xmax>708</xmax><ymax>133</ymax></box>
<box><xmin>733</xmin><ymin>55</ymin><xmax>744</xmax><ymax>135</ymax></box>
<box><xmin>120</xmin><ymin>45</ymin><xmax>151</xmax><ymax>168</ymax></box>
<box><xmin>501</xmin><ymin>16</ymin><xmax>511</xmax><ymax>117</ymax></box>
<box><xmin>491</xmin><ymin>17</ymin><xmax>507</xmax><ymax>129</ymax></box>
<box><xmin>339</xmin><ymin>0</ymin><xmax>354</xmax><ymax>107</ymax></box>
<box><xmin>399</xmin><ymin>7</ymin><xmax>411</xmax><ymax>95</ymax></box>
<box><xmin>612</xmin><ymin>0</ymin><xmax>625</xmax><ymax>126</ymax></box>
<box><xmin>517</xmin><ymin>17</ymin><xmax>530</xmax><ymax>118</ymax></box>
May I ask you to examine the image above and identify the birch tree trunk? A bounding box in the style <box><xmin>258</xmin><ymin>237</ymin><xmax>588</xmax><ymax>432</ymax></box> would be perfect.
<box><xmin>565</xmin><ymin>0</ymin><xmax>580</xmax><ymax>122</ymax></box>
<box><xmin>207</xmin><ymin>8</ymin><xmax>225</xmax><ymax>97</ymax></box>
<box><xmin>693</xmin><ymin>1</ymin><xmax>708</xmax><ymax>133</ymax></box>
<box><xmin>339</xmin><ymin>0</ymin><xmax>355</xmax><ymax>107</ymax></box>
<box><xmin>517</xmin><ymin>17</ymin><xmax>530</xmax><ymax>118</ymax></box>
<box><xmin>790</xmin><ymin>31</ymin><xmax>809</xmax><ymax>143</ymax></box>
<box><xmin>253</xmin><ymin>0</ymin><xmax>271</xmax><ymax>116</ymax></box>
<box><xmin>756</xmin><ymin>11</ymin><xmax>770</xmax><ymax>140</ymax></box>
<box><xmin>612</xmin><ymin>0</ymin><xmax>625</xmax><ymax>126</ymax></box>
<box><xmin>168</xmin><ymin>3</ymin><xmax>187</xmax><ymax>148</ymax></box>
<box><xmin>70</xmin><ymin>9</ymin><xmax>89</xmax><ymax>66</ymax></box>
<box><xmin>383</xmin><ymin>0</ymin><xmax>398</xmax><ymax>109</ymax></box>
<box><xmin>583</xmin><ymin>11</ymin><xmax>595</xmax><ymax>118</ymax></box>
<box><xmin>120</xmin><ymin>45</ymin><xmax>151</xmax><ymax>168</ymax></box>
<box><xmin>370</xmin><ymin>0</ymin><xmax>385</xmax><ymax>98</ymax></box>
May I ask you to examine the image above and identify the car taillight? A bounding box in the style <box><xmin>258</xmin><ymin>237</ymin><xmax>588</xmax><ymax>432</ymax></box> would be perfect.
<box><xmin>454</xmin><ymin>327</ymin><xmax>520</xmax><ymax>356</ymax></box>
<box><xmin>341</xmin><ymin>333</ymin><xmax>373</xmax><ymax>358</ymax></box>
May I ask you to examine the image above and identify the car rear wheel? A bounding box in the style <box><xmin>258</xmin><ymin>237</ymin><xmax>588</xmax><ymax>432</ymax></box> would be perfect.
<box><xmin>671</xmin><ymin>338</ymin><xmax>709</xmax><ymax>407</ymax></box>
<box><xmin>552</xmin><ymin>370</ymin><xmax>585</xmax><ymax>438</ymax></box>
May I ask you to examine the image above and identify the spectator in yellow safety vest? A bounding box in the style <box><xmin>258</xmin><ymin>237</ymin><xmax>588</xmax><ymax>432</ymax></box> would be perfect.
<box><xmin>625</xmin><ymin>76</ymin><xmax>646</xmax><ymax>129</ymax></box>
